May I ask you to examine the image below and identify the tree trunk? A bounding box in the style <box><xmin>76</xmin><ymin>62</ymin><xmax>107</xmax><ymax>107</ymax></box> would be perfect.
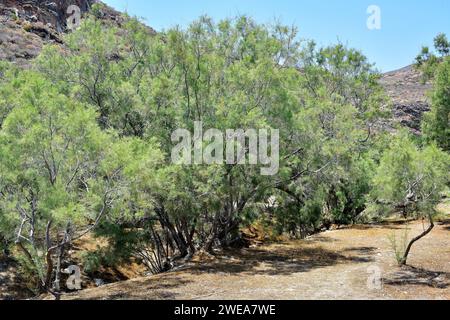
<box><xmin>203</xmin><ymin>230</ymin><xmax>216</xmax><ymax>254</ymax></box>
<box><xmin>15</xmin><ymin>242</ymin><xmax>34</xmax><ymax>265</ymax></box>
<box><xmin>44</xmin><ymin>248</ymin><xmax>55</xmax><ymax>289</ymax></box>
<box><xmin>156</xmin><ymin>207</ymin><xmax>189</xmax><ymax>257</ymax></box>
<box><xmin>181</xmin><ymin>218</ymin><xmax>196</xmax><ymax>257</ymax></box>
<box><xmin>53</xmin><ymin>244</ymin><xmax>65</xmax><ymax>291</ymax></box>
<box><xmin>203</xmin><ymin>210</ymin><xmax>222</xmax><ymax>254</ymax></box>
<box><xmin>400</xmin><ymin>214</ymin><xmax>434</xmax><ymax>266</ymax></box>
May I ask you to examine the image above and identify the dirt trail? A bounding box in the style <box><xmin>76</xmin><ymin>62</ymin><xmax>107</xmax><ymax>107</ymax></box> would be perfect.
<box><xmin>61</xmin><ymin>220</ymin><xmax>450</xmax><ymax>300</ymax></box>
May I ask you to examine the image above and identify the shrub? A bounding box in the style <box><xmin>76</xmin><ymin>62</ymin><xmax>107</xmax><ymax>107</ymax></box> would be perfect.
<box><xmin>388</xmin><ymin>227</ymin><xmax>410</xmax><ymax>265</ymax></box>
<box><xmin>23</xmin><ymin>21</ymin><xmax>33</xmax><ymax>32</ymax></box>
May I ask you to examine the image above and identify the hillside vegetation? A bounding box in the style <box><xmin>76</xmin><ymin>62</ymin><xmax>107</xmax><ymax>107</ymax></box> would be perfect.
<box><xmin>0</xmin><ymin>3</ymin><xmax>449</xmax><ymax>299</ymax></box>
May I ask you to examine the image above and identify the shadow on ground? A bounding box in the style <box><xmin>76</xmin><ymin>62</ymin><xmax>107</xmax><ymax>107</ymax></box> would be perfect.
<box><xmin>187</xmin><ymin>244</ymin><xmax>376</xmax><ymax>276</ymax></box>
<box><xmin>0</xmin><ymin>257</ymin><xmax>34</xmax><ymax>300</ymax></box>
<box><xmin>72</xmin><ymin>276</ymin><xmax>193</xmax><ymax>300</ymax></box>
<box><xmin>439</xmin><ymin>219</ymin><xmax>450</xmax><ymax>231</ymax></box>
<box><xmin>384</xmin><ymin>266</ymin><xmax>449</xmax><ymax>289</ymax></box>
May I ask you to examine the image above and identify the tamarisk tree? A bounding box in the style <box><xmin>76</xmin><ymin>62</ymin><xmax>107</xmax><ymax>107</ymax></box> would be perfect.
<box><xmin>372</xmin><ymin>132</ymin><xmax>449</xmax><ymax>265</ymax></box>
<box><xmin>0</xmin><ymin>71</ymin><xmax>162</xmax><ymax>293</ymax></box>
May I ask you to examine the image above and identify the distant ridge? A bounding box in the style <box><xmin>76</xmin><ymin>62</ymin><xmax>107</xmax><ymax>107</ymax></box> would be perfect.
<box><xmin>380</xmin><ymin>64</ymin><xmax>432</xmax><ymax>133</ymax></box>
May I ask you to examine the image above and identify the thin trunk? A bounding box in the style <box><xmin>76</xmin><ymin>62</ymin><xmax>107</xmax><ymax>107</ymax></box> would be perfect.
<box><xmin>400</xmin><ymin>214</ymin><xmax>434</xmax><ymax>266</ymax></box>
<box><xmin>181</xmin><ymin>218</ymin><xmax>196</xmax><ymax>256</ymax></box>
<box><xmin>44</xmin><ymin>220</ymin><xmax>54</xmax><ymax>290</ymax></box>
<box><xmin>53</xmin><ymin>238</ymin><xmax>67</xmax><ymax>292</ymax></box>
<box><xmin>53</xmin><ymin>248</ymin><xmax>62</xmax><ymax>291</ymax></box>
<box><xmin>156</xmin><ymin>207</ymin><xmax>188</xmax><ymax>257</ymax></box>
<box><xmin>45</xmin><ymin>248</ymin><xmax>55</xmax><ymax>289</ymax></box>
<box><xmin>15</xmin><ymin>242</ymin><xmax>34</xmax><ymax>266</ymax></box>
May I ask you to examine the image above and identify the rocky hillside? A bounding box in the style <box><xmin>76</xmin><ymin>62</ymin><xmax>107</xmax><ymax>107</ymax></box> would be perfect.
<box><xmin>380</xmin><ymin>65</ymin><xmax>432</xmax><ymax>134</ymax></box>
<box><xmin>0</xmin><ymin>0</ymin><xmax>123</xmax><ymax>66</ymax></box>
<box><xmin>1</xmin><ymin>0</ymin><xmax>96</xmax><ymax>31</ymax></box>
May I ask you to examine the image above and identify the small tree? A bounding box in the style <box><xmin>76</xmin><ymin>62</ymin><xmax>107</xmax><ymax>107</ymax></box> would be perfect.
<box><xmin>422</xmin><ymin>58</ymin><xmax>450</xmax><ymax>151</ymax></box>
<box><xmin>0</xmin><ymin>72</ymin><xmax>161</xmax><ymax>294</ymax></box>
<box><xmin>372</xmin><ymin>132</ymin><xmax>449</xmax><ymax>266</ymax></box>
<box><xmin>415</xmin><ymin>33</ymin><xmax>449</xmax><ymax>81</ymax></box>
<box><xmin>434</xmin><ymin>33</ymin><xmax>450</xmax><ymax>57</ymax></box>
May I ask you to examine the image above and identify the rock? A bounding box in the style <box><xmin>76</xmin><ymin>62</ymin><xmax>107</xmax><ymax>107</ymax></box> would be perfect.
<box><xmin>46</xmin><ymin>2</ymin><xmax>59</xmax><ymax>11</ymax></box>
<box><xmin>379</xmin><ymin>65</ymin><xmax>432</xmax><ymax>134</ymax></box>
<box><xmin>94</xmin><ymin>278</ymin><xmax>105</xmax><ymax>287</ymax></box>
<box><xmin>0</xmin><ymin>0</ymin><xmax>134</xmax><ymax>67</ymax></box>
<box><xmin>0</xmin><ymin>0</ymin><xmax>155</xmax><ymax>67</ymax></box>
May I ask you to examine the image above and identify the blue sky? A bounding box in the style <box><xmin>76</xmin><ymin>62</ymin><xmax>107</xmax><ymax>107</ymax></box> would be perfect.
<box><xmin>103</xmin><ymin>0</ymin><xmax>450</xmax><ymax>72</ymax></box>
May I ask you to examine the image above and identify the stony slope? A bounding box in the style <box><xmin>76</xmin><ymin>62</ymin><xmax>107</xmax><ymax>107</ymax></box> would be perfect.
<box><xmin>0</xmin><ymin>0</ymin><xmax>96</xmax><ymax>31</ymax></box>
<box><xmin>380</xmin><ymin>65</ymin><xmax>432</xmax><ymax>134</ymax></box>
<box><xmin>0</xmin><ymin>0</ymin><xmax>123</xmax><ymax>66</ymax></box>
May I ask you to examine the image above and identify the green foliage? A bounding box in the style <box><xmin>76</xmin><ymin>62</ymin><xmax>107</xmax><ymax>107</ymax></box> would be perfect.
<box><xmin>434</xmin><ymin>33</ymin><xmax>450</xmax><ymax>57</ymax></box>
<box><xmin>90</xmin><ymin>3</ymin><xmax>107</xmax><ymax>19</ymax></box>
<box><xmin>0</xmin><ymin>69</ymin><xmax>163</xmax><ymax>288</ymax></box>
<box><xmin>372</xmin><ymin>131</ymin><xmax>449</xmax><ymax>265</ymax></box>
<box><xmin>388</xmin><ymin>227</ymin><xmax>410</xmax><ymax>265</ymax></box>
<box><xmin>31</xmin><ymin>14</ymin><xmax>388</xmax><ymax>249</ymax></box>
<box><xmin>415</xmin><ymin>33</ymin><xmax>450</xmax><ymax>81</ymax></box>
<box><xmin>422</xmin><ymin>58</ymin><xmax>450</xmax><ymax>151</ymax></box>
<box><xmin>0</xmin><ymin>11</ymin><xmax>447</xmax><ymax>285</ymax></box>
<box><xmin>23</xmin><ymin>21</ymin><xmax>33</xmax><ymax>32</ymax></box>
<box><xmin>372</xmin><ymin>131</ymin><xmax>450</xmax><ymax>218</ymax></box>
<box><xmin>14</xmin><ymin>249</ymin><xmax>43</xmax><ymax>293</ymax></box>
<box><xmin>329</xmin><ymin>156</ymin><xmax>375</xmax><ymax>224</ymax></box>
<box><xmin>414</xmin><ymin>33</ymin><xmax>450</xmax><ymax>151</ymax></box>
<box><xmin>82</xmin><ymin>222</ymin><xmax>142</xmax><ymax>274</ymax></box>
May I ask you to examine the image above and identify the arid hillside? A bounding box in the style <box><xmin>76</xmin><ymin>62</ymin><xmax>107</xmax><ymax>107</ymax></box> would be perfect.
<box><xmin>0</xmin><ymin>0</ymin><xmax>123</xmax><ymax>66</ymax></box>
<box><xmin>380</xmin><ymin>65</ymin><xmax>432</xmax><ymax>133</ymax></box>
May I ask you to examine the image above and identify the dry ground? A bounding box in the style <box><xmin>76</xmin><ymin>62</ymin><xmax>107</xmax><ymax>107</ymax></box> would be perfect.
<box><xmin>59</xmin><ymin>218</ymin><xmax>450</xmax><ymax>300</ymax></box>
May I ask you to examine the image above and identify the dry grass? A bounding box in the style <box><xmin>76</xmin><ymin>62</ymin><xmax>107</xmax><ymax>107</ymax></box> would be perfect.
<box><xmin>70</xmin><ymin>235</ymin><xmax>147</xmax><ymax>288</ymax></box>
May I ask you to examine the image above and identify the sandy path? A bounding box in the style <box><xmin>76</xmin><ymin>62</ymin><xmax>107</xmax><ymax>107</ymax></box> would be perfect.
<box><xmin>61</xmin><ymin>220</ymin><xmax>449</xmax><ymax>300</ymax></box>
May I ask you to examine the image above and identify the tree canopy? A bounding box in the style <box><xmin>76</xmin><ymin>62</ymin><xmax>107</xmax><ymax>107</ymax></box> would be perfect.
<box><xmin>0</xmin><ymin>9</ymin><xmax>448</xmax><ymax>294</ymax></box>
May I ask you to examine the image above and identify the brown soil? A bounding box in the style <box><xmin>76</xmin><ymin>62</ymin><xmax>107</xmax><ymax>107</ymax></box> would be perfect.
<box><xmin>0</xmin><ymin>256</ymin><xmax>34</xmax><ymax>300</ymax></box>
<box><xmin>59</xmin><ymin>218</ymin><xmax>449</xmax><ymax>300</ymax></box>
